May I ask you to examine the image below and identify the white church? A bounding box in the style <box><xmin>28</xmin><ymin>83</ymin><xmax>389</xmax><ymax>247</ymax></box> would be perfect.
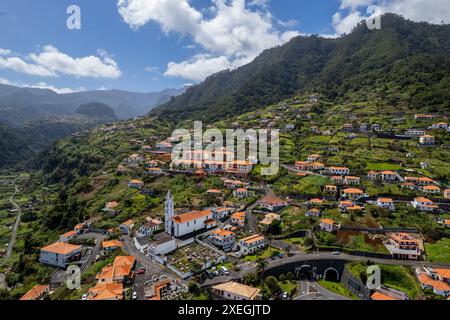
<box><xmin>165</xmin><ymin>191</ymin><xmax>216</xmax><ymax>238</ymax></box>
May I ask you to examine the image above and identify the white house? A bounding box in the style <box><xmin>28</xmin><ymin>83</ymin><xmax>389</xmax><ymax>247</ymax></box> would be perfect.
<box><xmin>233</xmin><ymin>188</ymin><xmax>248</xmax><ymax>199</ymax></box>
<box><xmin>376</xmin><ymin>198</ymin><xmax>395</xmax><ymax>211</ymax></box>
<box><xmin>39</xmin><ymin>242</ymin><xmax>82</xmax><ymax>268</ymax></box>
<box><xmin>444</xmin><ymin>189</ymin><xmax>450</xmax><ymax>200</ymax></box>
<box><xmin>237</xmin><ymin>234</ymin><xmax>265</xmax><ymax>256</ymax></box>
<box><xmin>319</xmin><ymin>219</ymin><xmax>338</xmax><ymax>233</ymax></box>
<box><xmin>212</xmin><ymin>282</ymin><xmax>262</xmax><ymax>300</ymax></box>
<box><xmin>344</xmin><ymin>176</ymin><xmax>361</xmax><ymax>185</ymax></box>
<box><xmin>119</xmin><ymin>220</ymin><xmax>134</xmax><ymax>235</ymax></box>
<box><xmin>384</xmin><ymin>233</ymin><xmax>423</xmax><ymax>261</ymax></box>
<box><xmin>231</xmin><ymin>212</ymin><xmax>246</xmax><ymax>227</ymax></box>
<box><xmin>128</xmin><ymin>179</ymin><xmax>144</xmax><ymax>189</ymax></box>
<box><xmin>138</xmin><ymin>219</ymin><xmax>163</xmax><ymax>237</ymax></box>
<box><xmin>429</xmin><ymin>122</ymin><xmax>448</xmax><ymax>130</ymax></box>
<box><xmin>328</xmin><ymin>166</ymin><xmax>350</xmax><ymax>176</ymax></box>
<box><xmin>211</xmin><ymin>229</ymin><xmax>236</xmax><ymax>251</ymax></box>
<box><xmin>59</xmin><ymin>230</ymin><xmax>77</xmax><ymax>243</ymax></box>
<box><xmin>412</xmin><ymin>197</ymin><xmax>438</xmax><ymax>212</ymax></box>
<box><xmin>212</xmin><ymin>207</ymin><xmax>235</xmax><ymax>220</ymax></box>
<box><xmin>380</xmin><ymin>171</ymin><xmax>397</xmax><ymax>182</ymax></box>
<box><xmin>259</xmin><ymin>195</ymin><xmax>288</xmax><ymax>212</ymax></box>
<box><xmin>419</xmin><ymin>135</ymin><xmax>435</xmax><ymax>146</ymax></box>
<box><xmin>305</xmin><ymin>208</ymin><xmax>321</xmax><ymax>218</ymax></box>
<box><xmin>405</xmin><ymin>129</ymin><xmax>426</xmax><ymax>137</ymax></box>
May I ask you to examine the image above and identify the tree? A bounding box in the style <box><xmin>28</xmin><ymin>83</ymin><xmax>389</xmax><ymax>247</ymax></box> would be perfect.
<box><xmin>264</xmin><ymin>276</ymin><xmax>280</xmax><ymax>296</ymax></box>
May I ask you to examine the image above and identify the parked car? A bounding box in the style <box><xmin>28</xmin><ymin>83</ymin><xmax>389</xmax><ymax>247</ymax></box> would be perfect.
<box><xmin>332</xmin><ymin>251</ymin><xmax>341</xmax><ymax>255</ymax></box>
<box><xmin>81</xmin><ymin>293</ymin><xmax>88</xmax><ymax>300</ymax></box>
<box><xmin>221</xmin><ymin>266</ymin><xmax>230</xmax><ymax>275</ymax></box>
<box><xmin>132</xmin><ymin>292</ymin><xmax>138</xmax><ymax>300</ymax></box>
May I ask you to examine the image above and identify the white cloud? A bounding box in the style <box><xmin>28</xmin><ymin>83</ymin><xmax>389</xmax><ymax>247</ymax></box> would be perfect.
<box><xmin>118</xmin><ymin>0</ymin><xmax>299</xmax><ymax>81</ymax></box>
<box><xmin>165</xmin><ymin>54</ymin><xmax>234</xmax><ymax>81</ymax></box>
<box><xmin>0</xmin><ymin>48</ymin><xmax>12</xmax><ymax>56</ymax></box>
<box><xmin>0</xmin><ymin>77</ymin><xmax>84</xmax><ymax>94</ymax></box>
<box><xmin>333</xmin><ymin>0</ymin><xmax>450</xmax><ymax>35</ymax></box>
<box><xmin>0</xmin><ymin>45</ymin><xmax>121</xmax><ymax>79</ymax></box>
<box><xmin>29</xmin><ymin>82</ymin><xmax>85</xmax><ymax>94</ymax></box>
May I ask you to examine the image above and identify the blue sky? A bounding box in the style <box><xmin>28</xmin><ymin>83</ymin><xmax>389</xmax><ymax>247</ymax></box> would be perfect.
<box><xmin>0</xmin><ymin>0</ymin><xmax>448</xmax><ymax>93</ymax></box>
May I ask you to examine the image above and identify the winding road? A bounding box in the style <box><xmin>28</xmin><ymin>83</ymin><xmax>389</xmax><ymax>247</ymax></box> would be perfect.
<box><xmin>1</xmin><ymin>181</ymin><xmax>21</xmax><ymax>266</ymax></box>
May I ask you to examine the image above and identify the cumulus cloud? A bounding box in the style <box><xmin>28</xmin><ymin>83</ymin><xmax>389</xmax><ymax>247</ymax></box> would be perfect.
<box><xmin>0</xmin><ymin>48</ymin><xmax>12</xmax><ymax>56</ymax></box>
<box><xmin>333</xmin><ymin>0</ymin><xmax>450</xmax><ymax>35</ymax></box>
<box><xmin>0</xmin><ymin>45</ymin><xmax>121</xmax><ymax>79</ymax></box>
<box><xmin>0</xmin><ymin>77</ymin><xmax>84</xmax><ymax>94</ymax></box>
<box><xmin>118</xmin><ymin>0</ymin><xmax>299</xmax><ymax>81</ymax></box>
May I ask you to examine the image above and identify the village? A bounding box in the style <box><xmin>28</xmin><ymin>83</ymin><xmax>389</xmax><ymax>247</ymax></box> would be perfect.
<box><xmin>14</xmin><ymin>98</ymin><xmax>449</xmax><ymax>301</ymax></box>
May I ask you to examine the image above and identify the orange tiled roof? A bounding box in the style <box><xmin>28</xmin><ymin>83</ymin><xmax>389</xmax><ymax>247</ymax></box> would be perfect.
<box><xmin>102</xmin><ymin>240</ymin><xmax>123</xmax><ymax>249</ymax></box>
<box><xmin>173</xmin><ymin>210</ymin><xmax>212</xmax><ymax>224</ymax></box>
<box><xmin>212</xmin><ymin>229</ymin><xmax>235</xmax><ymax>237</ymax></box>
<box><xmin>371</xmin><ymin>292</ymin><xmax>398</xmax><ymax>301</ymax></box>
<box><xmin>343</xmin><ymin>188</ymin><xmax>364</xmax><ymax>194</ymax></box>
<box><xmin>418</xmin><ymin>274</ymin><xmax>450</xmax><ymax>291</ymax></box>
<box><xmin>41</xmin><ymin>242</ymin><xmax>81</xmax><ymax>255</ymax></box>
<box><xmin>232</xmin><ymin>212</ymin><xmax>246</xmax><ymax>220</ymax></box>
<box><xmin>378</xmin><ymin>198</ymin><xmax>393</xmax><ymax>203</ymax></box>
<box><xmin>320</xmin><ymin>218</ymin><xmax>335</xmax><ymax>225</ymax></box>
<box><xmin>19</xmin><ymin>285</ymin><xmax>49</xmax><ymax>301</ymax></box>
<box><xmin>434</xmin><ymin>268</ymin><xmax>450</xmax><ymax>279</ymax></box>
<box><xmin>89</xmin><ymin>283</ymin><xmax>123</xmax><ymax>300</ymax></box>
<box><xmin>61</xmin><ymin>230</ymin><xmax>77</xmax><ymax>238</ymax></box>
<box><xmin>241</xmin><ymin>234</ymin><xmax>264</xmax><ymax>245</ymax></box>
<box><xmin>113</xmin><ymin>256</ymin><xmax>135</xmax><ymax>267</ymax></box>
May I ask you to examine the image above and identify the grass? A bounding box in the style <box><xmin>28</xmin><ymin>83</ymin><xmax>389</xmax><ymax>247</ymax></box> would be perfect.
<box><xmin>346</xmin><ymin>262</ymin><xmax>423</xmax><ymax>300</ymax></box>
<box><xmin>425</xmin><ymin>238</ymin><xmax>450</xmax><ymax>264</ymax></box>
<box><xmin>278</xmin><ymin>280</ymin><xmax>297</xmax><ymax>296</ymax></box>
<box><xmin>318</xmin><ymin>280</ymin><xmax>359</xmax><ymax>300</ymax></box>
<box><xmin>244</xmin><ymin>247</ymin><xmax>281</xmax><ymax>262</ymax></box>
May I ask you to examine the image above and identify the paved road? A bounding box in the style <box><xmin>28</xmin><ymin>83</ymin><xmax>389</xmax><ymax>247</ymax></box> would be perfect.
<box><xmin>202</xmin><ymin>251</ymin><xmax>450</xmax><ymax>287</ymax></box>
<box><xmin>77</xmin><ymin>232</ymin><xmax>107</xmax><ymax>271</ymax></box>
<box><xmin>1</xmin><ymin>182</ymin><xmax>21</xmax><ymax>266</ymax></box>
<box><xmin>295</xmin><ymin>274</ymin><xmax>350</xmax><ymax>301</ymax></box>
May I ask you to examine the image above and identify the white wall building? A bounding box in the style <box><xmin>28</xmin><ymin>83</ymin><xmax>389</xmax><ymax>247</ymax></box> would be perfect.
<box><xmin>39</xmin><ymin>242</ymin><xmax>82</xmax><ymax>268</ymax></box>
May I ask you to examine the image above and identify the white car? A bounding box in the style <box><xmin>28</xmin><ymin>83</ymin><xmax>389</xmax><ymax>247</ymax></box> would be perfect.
<box><xmin>132</xmin><ymin>292</ymin><xmax>138</xmax><ymax>300</ymax></box>
<box><xmin>332</xmin><ymin>251</ymin><xmax>341</xmax><ymax>255</ymax></box>
<box><xmin>81</xmin><ymin>293</ymin><xmax>88</xmax><ymax>300</ymax></box>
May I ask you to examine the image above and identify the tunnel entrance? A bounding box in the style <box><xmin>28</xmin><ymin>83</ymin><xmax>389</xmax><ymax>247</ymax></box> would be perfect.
<box><xmin>323</xmin><ymin>267</ymin><xmax>340</xmax><ymax>282</ymax></box>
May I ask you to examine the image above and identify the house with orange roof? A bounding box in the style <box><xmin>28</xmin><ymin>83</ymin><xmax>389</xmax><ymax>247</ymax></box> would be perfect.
<box><xmin>211</xmin><ymin>229</ymin><xmax>236</xmax><ymax>251</ymax></box>
<box><xmin>119</xmin><ymin>219</ymin><xmax>135</xmax><ymax>235</ymax></box>
<box><xmin>328</xmin><ymin>166</ymin><xmax>350</xmax><ymax>176</ymax></box>
<box><xmin>237</xmin><ymin>234</ymin><xmax>265</xmax><ymax>256</ymax></box>
<box><xmin>231</xmin><ymin>212</ymin><xmax>246</xmax><ymax>227</ymax></box>
<box><xmin>417</xmin><ymin>177</ymin><xmax>436</xmax><ymax>185</ymax></box>
<box><xmin>342</xmin><ymin>188</ymin><xmax>365</xmax><ymax>199</ymax></box>
<box><xmin>206</xmin><ymin>189</ymin><xmax>222</xmax><ymax>196</ymax></box>
<box><xmin>59</xmin><ymin>230</ymin><xmax>77</xmax><ymax>243</ymax></box>
<box><xmin>295</xmin><ymin>161</ymin><xmax>308</xmax><ymax>171</ymax></box>
<box><xmin>370</xmin><ymin>287</ymin><xmax>408</xmax><ymax>301</ymax></box>
<box><xmin>319</xmin><ymin>218</ymin><xmax>339</xmax><ymax>233</ymax></box>
<box><xmin>39</xmin><ymin>242</ymin><xmax>82</xmax><ymax>268</ymax></box>
<box><xmin>233</xmin><ymin>187</ymin><xmax>248</xmax><ymax>199</ymax></box>
<box><xmin>415</xmin><ymin>114</ymin><xmax>435</xmax><ymax>121</ymax></box>
<box><xmin>259</xmin><ymin>195</ymin><xmax>288</xmax><ymax>212</ymax></box>
<box><xmin>367</xmin><ymin>171</ymin><xmax>378</xmax><ymax>180</ymax></box>
<box><xmin>343</xmin><ymin>176</ymin><xmax>361</xmax><ymax>185</ymax></box>
<box><xmin>103</xmin><ymin>201</ymin><xmax>120</xmax><ymax>215</ymax></box>
<box><xmin>430</xmin><ymin>122</ymin><xmax>448</xmax><ymax>130</ymax></box>
<box><xmin>258</xmin><ymin>213</ymin><xmax>281</xmax><ymax>229</ymax></box>
<box><xmin>147</xmin><ymin>279</ymin><xmax>172</xmax><ymax>300</ymax></box>
<box><xmin>371</xmin><ymin>292</ymin><xmax>398</xmax><ymax>301</ymax></box>
<box><xmin>384</xmin><ymin>233</ymin><xmax>423</xmax><ymax>261</ymax></box>
<box><xmin>74</xmin><ymin>222</ymin><xmax>89</xmax><ymax>234</ymax></box>
<box><xmin>309</xmin><ymin>198</ymin><xmax>324</xmax><ymax>206</ymax></box>
<box><xmin>324</xmin><ymin>185</ymin><xmax>338</xmax><ymax>194</ymax></box>
<box><xmin>331</xmin><ymin>175</ymin><xmax>344</xmax><ymax>184</ymax></box>
<box><xmin>421</xmin><ymin>185</ymin><xmax>441</xmax><ymax>195</ymax></box>
<box><xmin>338</xmin><ymin>200</ymin><xmax>356</xmax><ymax>213</ymax></box>
<box><xmin>305</xmin><ymin>208</ymin><xmax>321</xmax><ymax>218</ymax></box>
<box><xmin>96</xmin><ymin>256</ymin><xmax>135</xmax><ymax>285</ymax></box>
<box><xmin>417</xmin><ymin>273</ymin><xmax>450</xmax><ymax>297</ymax></box>
<box><xmin>307</xmin><ymin>154</ymin><xmax>322</xmax><ymax>162</ymax></box>
<box><xmin>307</xmin><ymin>162</ymin><xmax>325</xmax><ymax>172</ymax></box>
<box><xmin>128</xmin><ymin>179</ymin><xmax>144</xmax><ymax>189</ymax></box>
<box><xmin>380</xmin><ymin>171</ymin><xmax>397</xmax><ymax>182</ymax></box>
<box><xmin>116</xmin><ymin>165</ymin><xmax>126</xmax><ymax>173</ymax></box>
<box><xmin>147</xmin><ymin>167</ymin><xmax>163</xmax><ymax>175</ymax></box>
<box><xmin>412</xmin><ymin>197</ymin><xmax>438</xmax><ymax>212</ymax></box>
<box><xmin>212</xmin><ymin>281</ymin><xmax>262</xmax><ymax>300</ymax></box>
<box><xmin>88</xmin><ymin>283</ymin><xmax>123</xmax><ymax>300</ymax></box>
<box><xmin>419</xmin><ymin>135</ymin><xmax>435</xmax><ymax>146</ymax></box>
<box><xmin>376</xmin><ymin>198</ymin><xmax>395</xmax><ymax>211</ymax></box>
<box><xmin>20</xmin><ymin>285</ymin><xmax>50</xmax><ymax>300</ymax></box>
<box><xmin>102</xmin><ymin>240</ymin><xmax>123</xmax><ymax>252</ymax></box>
<box><xmin>212</xmin><ymin>207</ymin><xmax>236</xmax><ymax>220</ymax></box>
